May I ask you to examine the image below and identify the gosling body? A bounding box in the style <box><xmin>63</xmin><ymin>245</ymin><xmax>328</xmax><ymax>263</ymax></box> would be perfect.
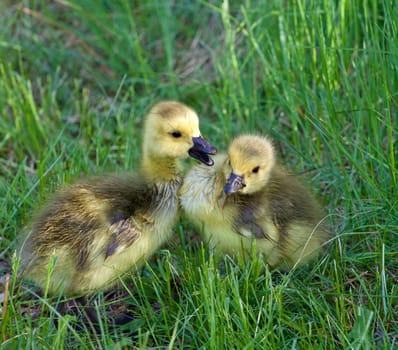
<box><xmin>19</xmin><ymin>101</ymin><xmax>216</xmax><ymax>295</ymax></box>
<box><xmin>180</xmin><ymin>135</ymin><xmax>329</xmax><ymax>268</ymax></box>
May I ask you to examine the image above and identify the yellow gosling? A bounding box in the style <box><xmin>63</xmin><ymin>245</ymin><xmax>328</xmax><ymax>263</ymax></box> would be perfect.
<box><xmin>180</xmin><ymin>134</ymin><xmax>329</xmax><ymax>269</ymax></box>
<box><xmin>18</xmin><ymin>101</ymin><xmax>216</xmax><ymax>296</ymax></box>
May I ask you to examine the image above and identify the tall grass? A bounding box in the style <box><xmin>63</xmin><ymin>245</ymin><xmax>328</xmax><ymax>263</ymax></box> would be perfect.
<box><xmin>0</xmin><ymin>0</ymin><xmax>396</xmax><ymax>348</ymax></box>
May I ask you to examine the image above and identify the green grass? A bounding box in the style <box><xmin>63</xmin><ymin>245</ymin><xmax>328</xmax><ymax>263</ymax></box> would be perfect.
<box><xmin>0</xmin><ymin>0</ymin><xmax>397</xmax><ymax>348</ymax></box>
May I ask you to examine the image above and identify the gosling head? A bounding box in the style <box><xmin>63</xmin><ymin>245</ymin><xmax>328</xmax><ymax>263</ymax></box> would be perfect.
<box><xmin>223</xmin><ymin>134</ymin><xmax>276</xmax><ymax>195</ymax></box>
<box><xmin>143</xmin><ymin>101</ymin><xmax>216</xmax><ymax>166</ymax></box>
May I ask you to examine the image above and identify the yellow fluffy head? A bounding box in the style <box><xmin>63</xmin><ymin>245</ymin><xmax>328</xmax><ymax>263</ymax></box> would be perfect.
<box><xmin>224</xmin><ymin>134</ymin><xmax>276</xmax><ymax>194</ymax></box>
<box><xmin>143</xmin><ymin>101</ymin><xmax>201</xmax><ymax>158</ymax></box>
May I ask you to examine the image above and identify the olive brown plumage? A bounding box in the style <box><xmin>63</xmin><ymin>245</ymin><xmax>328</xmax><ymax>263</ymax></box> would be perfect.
<box><xmin>180</xmin><ymin>134</ymin><xmax>329</xmax><ymax>268</ymax></box>
<box><xmin>18</xmin><ymin>101</ymin><xmax>216</xmax><ymax>296</ymax></box>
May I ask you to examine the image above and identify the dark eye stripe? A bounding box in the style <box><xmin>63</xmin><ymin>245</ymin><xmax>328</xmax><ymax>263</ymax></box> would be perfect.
<box><xmin>171</xmin><ymin>131</ymin><xmax>182</xmax><ymax>138</ymax></box>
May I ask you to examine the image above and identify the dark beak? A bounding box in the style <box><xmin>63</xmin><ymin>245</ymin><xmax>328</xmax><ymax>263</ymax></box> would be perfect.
<box><xmin>224</xmin><ymin>173</ymin><xmax>245</xmax><ymax>194</ymax></box>
<box><xmin>188</xmin><ymin>136</ymin><xmax>217</xmax><ymax>166</ymax></box>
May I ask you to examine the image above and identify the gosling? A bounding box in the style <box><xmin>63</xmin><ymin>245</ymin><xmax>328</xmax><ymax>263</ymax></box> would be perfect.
<box><xmin>18</xmin><ymin>101</ymin><xmax>216</xmax><ymax>296</ymax></box>
<box><xmin>180</xmin><ymin>134</ymin><xmax>329</xmax><ymax>269</ymax></box>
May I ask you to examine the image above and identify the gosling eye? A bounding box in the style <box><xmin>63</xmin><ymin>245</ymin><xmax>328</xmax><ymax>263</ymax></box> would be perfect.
<box><xmin>252</xmin><ymin>166</ymin><xmax>260</xmax><ymax>173</ymax></box>
<box><xmin>170</xmin><ymin>131</ymin><xmax>182</xmax><ymax>138</ymax></box>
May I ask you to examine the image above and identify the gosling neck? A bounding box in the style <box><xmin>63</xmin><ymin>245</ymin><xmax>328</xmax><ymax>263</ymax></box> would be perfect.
<box><xmin>140</xmin><ymin>155</ymin><xmax>183</xmax><ymax>182</ymax></box>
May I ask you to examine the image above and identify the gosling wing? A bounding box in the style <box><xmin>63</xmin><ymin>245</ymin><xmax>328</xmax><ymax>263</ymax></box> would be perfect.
<box><xmin>231</xmin><ymin>196</ymin><xmax>270</xmax><ymax>240</ymax></box>
<box><xmin>84</xmin><ymin>174</ymin><xmax>156</xmax><ymax>258</ymax></box>
<box><xmin>104</xmin><ymin>217</ymin><xmax>138</xmax><ymax>257</ymax></box>
<box><xmin>231</xmin><ymin>167</ymin><xmax>322</xmax><ymax>242</ymax></box>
